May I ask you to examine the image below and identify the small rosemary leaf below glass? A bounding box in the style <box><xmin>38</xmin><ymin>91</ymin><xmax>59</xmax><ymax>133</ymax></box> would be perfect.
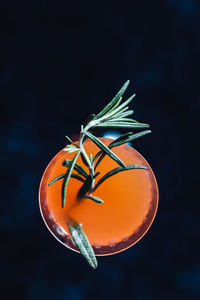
<box><xmin>93</xmin><ymin>164</ymin><xmax>148</xmax><ymax>191</ymax></box>
<box><xmin>63</xmin><ymin>160</ymin><xmax>88</xmax><ymax>179</ymax></box>
<box><xmin>78</xmin><ymin>174</ymin><xmax>93</xmax><ymax>197</ymax></box>
<box><xmin>48</xmin><ymin>173</ymin><xmax>85</xmax><ymax>186</ymax></box>
<box><xmin>82</xmin><ymin>130</ymin><xmax>126</xmax><ymax>168</ymax></box>
<box><xmin>67</xmin><ymin>222</ymin><xmax>98</xmax><ymax>269</ymax></box>
<box><xmin>95</xmin><ymin>122</ymin><xmax>150</xmax><ymax>129</ymax></box>
<box><xmin>83</xmin><ymin>195</ymin><xmax>104</xmax><ymax>203</ymax></box>
<box><xmin>62</xmin><ymin>151</ymin><xmax>80</xmax><ymax>208</ymax></box>
<box><xmin>94</xmin><ymin>80</ymin><xmax>130</xmax><ymax>120</ymax></box>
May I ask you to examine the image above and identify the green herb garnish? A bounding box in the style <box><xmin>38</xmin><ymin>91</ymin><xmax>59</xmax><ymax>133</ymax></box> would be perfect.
<box><xmin>48</xmin><ymin>80</ymin><xmax>151</xmax><ymax>268</ymax></box>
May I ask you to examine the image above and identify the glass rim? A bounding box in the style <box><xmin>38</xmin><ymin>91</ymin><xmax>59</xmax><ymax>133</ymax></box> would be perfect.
<box><xmin>39</xmin><ymin>144</ymin><xmax>159</xmax><ymax>256</ymax></box>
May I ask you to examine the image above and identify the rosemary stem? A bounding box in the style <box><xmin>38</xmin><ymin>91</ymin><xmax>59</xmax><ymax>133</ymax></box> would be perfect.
<box><xmin>78</xmin><ymin>124</ymin><xmax>95</xmax><ymax>190</ymax></box>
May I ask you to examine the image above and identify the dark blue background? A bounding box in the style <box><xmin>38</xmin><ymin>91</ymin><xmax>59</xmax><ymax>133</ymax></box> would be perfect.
<box><xmin>1</xmin><ymin>0</ymin><xmax>199</xmax><ymax>299</ymax></box>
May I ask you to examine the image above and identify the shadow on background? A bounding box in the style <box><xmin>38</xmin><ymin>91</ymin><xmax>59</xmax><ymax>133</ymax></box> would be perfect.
<box><xmin>1</xmin><ymin>0</ymin><xmax>199</xmax><ymax>299</ymax></box>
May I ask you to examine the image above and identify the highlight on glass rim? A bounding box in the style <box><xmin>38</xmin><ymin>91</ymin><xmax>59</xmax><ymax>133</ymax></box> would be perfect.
<box><xmin>39</xmin><ymin>80</ymin><xmax>159</xmax><ymax>269</ymax></box>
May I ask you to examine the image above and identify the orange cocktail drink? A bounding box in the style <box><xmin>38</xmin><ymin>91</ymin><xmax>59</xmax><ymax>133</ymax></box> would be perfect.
<box><xmin>39</xmin><ymin>138</ymin><xmax>158</xmax><ymax>256</ymax></box>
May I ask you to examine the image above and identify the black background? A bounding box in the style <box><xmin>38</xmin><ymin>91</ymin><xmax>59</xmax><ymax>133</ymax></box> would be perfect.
<box><xmin>1</xmin><ymin>0</ymin><xmax>200</xmax><ymax>299</ymax></box>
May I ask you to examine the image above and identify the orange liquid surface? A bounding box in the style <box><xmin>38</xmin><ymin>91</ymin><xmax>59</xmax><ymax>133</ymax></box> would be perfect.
<box><xmin>39</xmin><ymin>138</ymin><xmax>158</xmax><ymax>252</ymax></box>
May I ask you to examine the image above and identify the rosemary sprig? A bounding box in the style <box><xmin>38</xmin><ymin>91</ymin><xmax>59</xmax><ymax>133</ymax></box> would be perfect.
<box><xmin>48</xmin><ymin>80</ymin><xmax>151</xmax><ymax>269</ymax></box>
